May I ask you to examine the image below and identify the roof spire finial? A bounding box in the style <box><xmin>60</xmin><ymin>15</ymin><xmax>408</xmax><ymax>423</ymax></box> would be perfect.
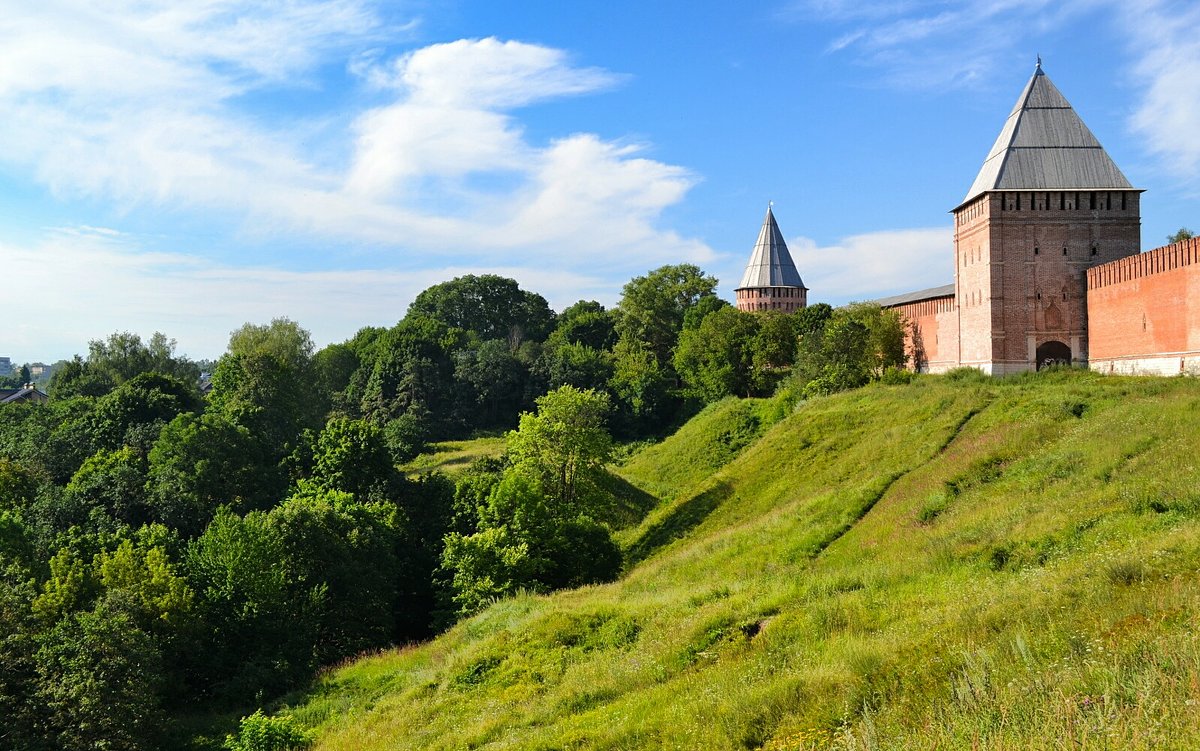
<box><xmin>1036</xmin><ymin>54</ymin><xmax>1042</xmax><ymax>70</ymax></box>
<box><xmin>768</xmin><ymin>200</ymin><xmax>773</xmax><ymax>210</ymax></box>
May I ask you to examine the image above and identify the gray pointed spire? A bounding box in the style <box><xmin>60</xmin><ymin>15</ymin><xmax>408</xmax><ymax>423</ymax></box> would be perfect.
<box><xmin>736</xmin><ymin>205</ymin><xmax>806</xmax><ymax>290</ymax></box>
<box><xmin>962</xmin><ymin>63</ymin><xmax>1132</xmax><ymax>204</ymax></box>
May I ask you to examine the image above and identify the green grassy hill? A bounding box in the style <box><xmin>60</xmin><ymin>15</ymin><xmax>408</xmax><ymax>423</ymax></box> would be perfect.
<box><xmin>282</xmin><ymin>371</ymin><xmax>1200</xmax><ymax>750</ymax></box>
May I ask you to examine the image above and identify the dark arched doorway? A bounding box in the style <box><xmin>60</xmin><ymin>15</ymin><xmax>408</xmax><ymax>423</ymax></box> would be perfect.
<box><xmin>1036</xmin><ymin>340</ymin><xmax>1071</xmax><ymax>370</ymax></box>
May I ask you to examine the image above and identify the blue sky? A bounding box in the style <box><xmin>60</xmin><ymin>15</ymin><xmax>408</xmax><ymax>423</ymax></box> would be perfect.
<box><xmin>2</xmin><ymin>0</ymin><xmax>1198</xmax><ymax>361</ymax></box>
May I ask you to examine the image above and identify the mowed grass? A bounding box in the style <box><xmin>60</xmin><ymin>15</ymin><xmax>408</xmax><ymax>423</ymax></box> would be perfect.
<box><xmin>401</xmin><ymin>436</ymin><xmax>507</xmax><ymax>476</ymax></box>
<box><xmin>283</xmin><ymin>371</ymin><xmax>1200</xmax><ymax>750</ymax></box>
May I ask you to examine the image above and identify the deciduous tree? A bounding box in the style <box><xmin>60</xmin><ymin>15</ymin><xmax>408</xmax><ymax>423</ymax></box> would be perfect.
<box><xmin>614</xmin><ymin>264</ymin><xmax>718</xmax><ymax>368</ymax></box>
<box><xmin>408</xmin><ymin>274</ymin><xmax>555</xmax><ymax>345</ymax></box>
<box><xmin>674</xmin><ymin>307</ymin><xmax>760</xmax><ymax>401</ymax></box>
<box><xmin>1167</xmin><ymin>227</ymin><xmax>1195</xmax><ymax>244</ymax></box>
<box><xmin>506</xmin><ymin>386</ymin><xmax>613</xmax><ymax>511</ymax></box>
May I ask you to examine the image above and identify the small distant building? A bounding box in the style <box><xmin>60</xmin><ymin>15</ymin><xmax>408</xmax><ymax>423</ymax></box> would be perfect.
<box><xmin>0</xmin><ymin>357</ymin><xmax>11</xmax><ymax>376</ymax></box>
<box><xmin>0</xmin><ymin>384</ymin><xmax>48</xmax><ymax>405</ymax></box>
<box><xmin>734</xmin><ymin>205</ymin><xmax>808</xmax><ymax>313</ymax></box>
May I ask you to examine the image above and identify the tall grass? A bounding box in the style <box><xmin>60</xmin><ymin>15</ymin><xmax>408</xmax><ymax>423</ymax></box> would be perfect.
<box><xmin>272</xmin><ymin>372</ymin><xmax>1200</xmax><ymax>750</ymax></box>
<box><xmin>400</xmin><ymin>437</ymin><xmax>506</xmax><ymax>475</ymax></box>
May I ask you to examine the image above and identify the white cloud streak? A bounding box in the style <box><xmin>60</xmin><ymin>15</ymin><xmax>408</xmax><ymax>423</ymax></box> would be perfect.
<box><xmin>786</xmin><ymin>0</ymin><xmax>1101</xmax><ymax>90</ymax></box>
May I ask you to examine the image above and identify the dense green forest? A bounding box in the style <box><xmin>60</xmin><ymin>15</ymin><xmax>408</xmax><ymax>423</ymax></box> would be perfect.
<box><xmin>0</xmin><ymin>266</ymin><xmax>907</xmax><ymax>750</ymax></box>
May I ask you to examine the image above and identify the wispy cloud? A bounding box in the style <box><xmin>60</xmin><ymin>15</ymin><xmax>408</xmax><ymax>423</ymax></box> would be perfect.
<box><xmin>1123</xmin><ymin>1</ymin><xmax>1200</xmax><ymax>189</ymax></box>
<box><xmin>784</xmin><ymin>0</ymin><xmax>1099</xmax><ymax>90</ymax></box>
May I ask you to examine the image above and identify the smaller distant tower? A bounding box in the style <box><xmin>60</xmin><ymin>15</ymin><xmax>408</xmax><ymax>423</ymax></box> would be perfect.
<box><xmin>734</xmin><ymin>204</ymin><xmax>808</xmax><ymax>313</ymax></box>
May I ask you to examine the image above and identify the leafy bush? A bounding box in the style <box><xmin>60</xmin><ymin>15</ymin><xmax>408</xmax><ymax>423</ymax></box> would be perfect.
<box><xmin>224</xmin><ymin>710</ymin><xmax>310</xmax><ymax>751</ymax></box>
<box><xmin>879</xmin><ymin>366</ymin><xmax>916</xmax><ymax>385</ymax></box>
<box><xmin>385</xmin><ymin>409</ymin><xmax>431</xmax><ymax>462</ymax></box>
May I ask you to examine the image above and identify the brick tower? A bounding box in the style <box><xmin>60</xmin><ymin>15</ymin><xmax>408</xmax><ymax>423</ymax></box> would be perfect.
<box><xmin>734</xmin><ymin>205</ymin><xmax>808</xmax><ymax>313</ymax></box>
<box><xmin>953</xmin><ymin>61</ymin><xmax>1141</xmax><ymax>373</ymax></box>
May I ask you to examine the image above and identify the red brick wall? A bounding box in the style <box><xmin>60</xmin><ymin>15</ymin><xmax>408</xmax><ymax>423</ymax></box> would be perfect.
<box><xmin>1086</xmin><ymin>237</ymin><xmax>1200</xmax><ymax>374</ymax></box>
<box><xmin>887</xmin><ymin>294</ymin><xmax>959</xmax><ymax>373</ymax></box>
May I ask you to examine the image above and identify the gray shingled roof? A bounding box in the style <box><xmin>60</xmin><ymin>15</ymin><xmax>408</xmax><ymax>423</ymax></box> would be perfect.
<box><xmin>874</xmin><ymin>284</ymin><xmax>956</xmax><ymax>309</ymax></box>
<box><xmin>0</xmin><ymin>386</ymin><xmax>47</xmax><ymax>404</ymax></box>
<box><xmin>735</xmin><ymin>206</ymin><xmax>806</xmax><ymax>290</ymax></box>
<box><xmin>962</xmin><ymin>62</ymin><xmax>1132</xmax><ymax>205</ymax></box>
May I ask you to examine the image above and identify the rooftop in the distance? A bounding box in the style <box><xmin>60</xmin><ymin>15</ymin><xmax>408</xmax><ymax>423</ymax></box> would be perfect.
<box><xmin>874</xmin><ymin>283</ymin><xmax>956</xmax><ymax>308</ymax></box>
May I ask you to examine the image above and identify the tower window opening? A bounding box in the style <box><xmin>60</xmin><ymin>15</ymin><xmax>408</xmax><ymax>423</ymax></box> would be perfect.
<box><xmin>1059</xmin><ymin>193</ymin><xmax>1065</xmax><ymax>210</ymax></box>
<box><xmin>1091</xmin><ymin>245</ymin><xmax>1098</xmax><ymax>257</ymax></box>
<box><xmin>1016</xmin><ymin>194</ymin><xmax>1022</xmax><ymax>211</ymax></box>
<box><xmin>1121</xmin><ymin>192</ymin><xmax>1127</xmax><ymax>210</ymax></box>
<box><xmin>1036</xmin><ymin>291</ymin><xmax>1041</xmax><ymax>301</ymax></box>
<box><xmin>1062</xmin><ymin>246</ymin><xmax>1068</xmax><ymax>256</ymax></box>
<box><xmin>1106</xmin><ymin>193</ymin><xmax>1112</xmax><ymax>210</ymax></box>
<box><xmin>1090</xmin><ymin>192</ymin><xmax>1096</xmax><ymax>210</ymax></box>
<box><xmin>1034</xmin><ymin>246</ymin><xmax>1039</xmax><ymax>256</ymax></box>
<box><xmin>1062</xmin><ymin>292</ymin><xmax>1067</xmax><ymax>301</ymax></box>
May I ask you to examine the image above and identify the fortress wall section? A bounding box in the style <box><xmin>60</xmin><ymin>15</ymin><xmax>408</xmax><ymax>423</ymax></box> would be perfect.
<box><xmin>886</xmin><ymin>294</ymin><xmax>959</xmax><ymax>373</ymax></box>
<box><xmin>1087</xmin><ymin>237</ymin><xmax>1200</xmax><ymax>375</ymax></box>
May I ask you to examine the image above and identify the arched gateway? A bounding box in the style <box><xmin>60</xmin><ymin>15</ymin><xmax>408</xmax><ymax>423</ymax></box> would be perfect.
<box><xmin>1036</xmin><ymin>340</ymin><xmax>1071</xmax><ymax>369</ymax></box>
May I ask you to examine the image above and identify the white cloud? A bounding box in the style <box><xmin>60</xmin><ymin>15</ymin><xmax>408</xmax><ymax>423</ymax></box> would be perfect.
<box><xmin>490</xmin><ymin>135</ymin><xmax>706</xmax><ymax>260</ymax></box>
<box><xmin>0</xmin><ymin>7</ymin><xmax>709</xmax><ymax>280</ymax></box>
<box><xmin>345</xmin><ymin>38</ymin><xmax>620</xmax><ymax>194</ymax></box>
<box><xmin>1124</xmin><ymin>1</ymin><xmax>1200</xmax><ymax>184</ymax></box>
<box><xmin>789</xmin><ymin>226</ymin><xmax>954</xmax><ymax>304</ymax></box>
<box><xmin>3</xmin><ymin>230</ymin><xmax>618</xmax><ymax>362</ymax></box>
<box><xmin>382</xmin><ymin>37</ymin><xmax>618</xmax><ymax>108</ymax></box>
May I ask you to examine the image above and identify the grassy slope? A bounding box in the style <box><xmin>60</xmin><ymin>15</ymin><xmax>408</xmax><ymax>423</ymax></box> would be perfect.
<box><xmin>401</xmin><ymin>437</ymin><xmax>507</xmax><ymax>476</ymax></box>
<box><xmin>288</xmin><ymin>372</ymin><xmax>1200</xmax><ymax>750</ymax></box>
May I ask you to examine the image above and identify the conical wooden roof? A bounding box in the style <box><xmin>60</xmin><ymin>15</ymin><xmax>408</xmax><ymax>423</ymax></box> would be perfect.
<box><xmin>736</xmin><ymin>206</ymin><xmax>806</xmax><ymax>290</ymax></box>
<box><xmin>962</xmin><ymin>61</ymin><xmax>1133</xmax><ymax>205</ymax></box>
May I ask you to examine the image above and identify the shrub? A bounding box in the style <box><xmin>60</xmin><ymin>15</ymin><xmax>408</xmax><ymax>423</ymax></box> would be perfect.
<box><xmin>224</xmin><ymin>710</ymin><xmax>310</xmax><ymax>751</ymax></box>
<box><xmin>879</xmin><ymin>366</ymin><xmax>915</xmax><ymax>385</ymax></box>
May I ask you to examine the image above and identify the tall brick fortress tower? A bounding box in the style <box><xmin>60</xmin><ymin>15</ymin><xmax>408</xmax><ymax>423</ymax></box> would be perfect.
<box><xmin>734</xmin><ymin>205</ymin><xmax>808</xmax><ymax>313</ymax></box>
<box><xmin>952</xmin><ymin>61</ymin><xmax>1141</xmax><ymax>373</ymax></box>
